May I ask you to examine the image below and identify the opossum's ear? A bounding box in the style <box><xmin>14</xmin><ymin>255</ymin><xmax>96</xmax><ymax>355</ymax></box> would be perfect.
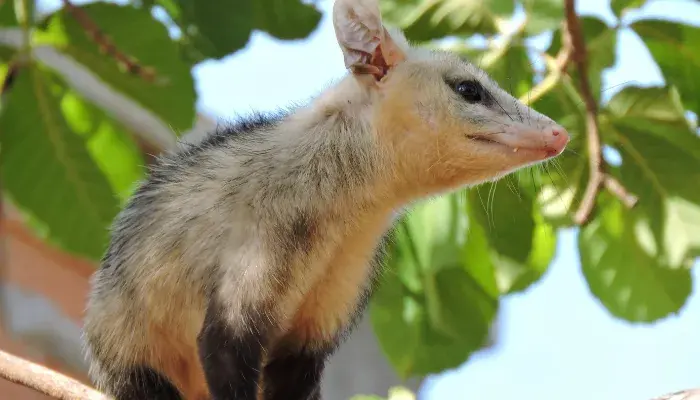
<box><xmin>332</xmin><ymin>0</ymin><xmax>406</xmax><ymax>81</ymax></box>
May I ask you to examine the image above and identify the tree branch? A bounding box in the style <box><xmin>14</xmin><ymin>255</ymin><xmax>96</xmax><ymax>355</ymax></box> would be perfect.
<box><xmin>603</xmin><ymin>174</ymin><xmax>638</xmax><ymax>209</ymax></box>
<box><xmin>1</xmin><ymin>347</ymin><xmax>699</xmax><ymax>399</ymax></box>
<box><xmin>652</xmin><ymin>389</ymin><xmax>700</xmax><ymax>400</ymax></box>
<box><xmin>0</xmin><ymin>350</ymin><xmax>109</xmax><ymax>400</ymax></box>
<box><xmin>564</xmin><ymin>0</ymin><xmax>637</xmax><ymax>225</ymax></box>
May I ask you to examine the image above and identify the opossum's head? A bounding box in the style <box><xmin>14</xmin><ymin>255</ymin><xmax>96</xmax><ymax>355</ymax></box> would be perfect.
<box><xmin>333</xmin><ymin>0</ymin><xmax>569</xmax><ymax>198</ymax></box>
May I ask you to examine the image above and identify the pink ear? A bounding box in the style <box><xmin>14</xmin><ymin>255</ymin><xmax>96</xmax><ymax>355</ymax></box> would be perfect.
<box><xmin>333</xmin><ymin>0</ymin><xmax>406</xmax><ymax>80</ymax></box>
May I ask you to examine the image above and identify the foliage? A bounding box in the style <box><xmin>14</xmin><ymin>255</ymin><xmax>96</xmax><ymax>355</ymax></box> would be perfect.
<box><xmin>0</xmin><ymin>0</ymin><xmax>321</xmax><ymax>260</ymax></box>
<box><xmin>369</xmin><ymin>0</ymin><xmax>700</xmax><ymax>380</ymax></box>
<box><xmin>351</xmin><ymin>386</ymin><xmax>416</xmax><ymax>400</ymax></box>
<box><xmin>1</xmin><ymin>0</ymin><xmax>699</xmax><ymax>389</ymax></box>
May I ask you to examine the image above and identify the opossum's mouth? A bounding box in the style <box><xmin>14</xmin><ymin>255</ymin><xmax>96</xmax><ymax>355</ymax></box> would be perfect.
<box><xmin>467</xmin><ymin>136</ymin><xmax>500</xmax><ymax>145</ymax></box>
<box><xmin>466</xmin><ymin>126</ymin><xmax>570</xmax><ymax>158</ymax></box>
<box><xmin>466</xmin><ymin>135</ymin><xmax>513</xmax><ymax>150</ymax></box>
<box><xmin>466</xmin><ymin>135</ymin><xmax>552</xmax><ymax>157</ymax></box>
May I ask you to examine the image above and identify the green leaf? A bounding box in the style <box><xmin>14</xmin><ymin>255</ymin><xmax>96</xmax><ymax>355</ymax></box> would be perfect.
<box><xmin>522</xmin><ymin>0</ymin><xmax>563</xmax><ymax>36</ymax></box>
<box><xmin>252</xmin><ymin>0</ymin><xmax>322</xmax><ymax>40</ymax></box>
<box><xmin>370</xmin><ymin>261</ymin><xmax>423</xmax><ymax>378</ymax></box>
<box><xmin>631</xmin><ymin>20</ymin><xmax>700</xmax><ymax>116</ymax></box>
<box><xmin>530</xmin><ymin>73</ymin><xmax>586</xmax><ymax>129</ymax></box>
<box><xmin>548</xmin><ymin>16</ymin><xmax>617</xmax><ymax>102</ymax></box>
<box><xmin>370</xmin><ymin>264</ymin><xmax>497</xmax><ymax>378</ymax></box>
<box><xmin>579</xmin><ymin>196</ymin><xmax>692</xmax><ymax>322</ymax></box>
<box><xmin>604</xmin><ymin>86</ymin><xmax>700</xmax><ymax>268</ymax></box>
<box><xmin>460</xmin><ymin>205</ymin><xmax>500</xmax><ymax>298</ymax></box>
<box><xmin>380</xmin><ymin>0</ymin><xmax>516</xmax><ymax>41</ymax></box>
<box><xmin>0</xmin><ymin>43</ymin><xmax>16</xmax><ymax>63</ymax></box>
<box><xmin>350</xmin><ymin>387</ymin><xmax>416</xmax><ymax>400</ymax></box>
<box><xmin>468</xmin><ymin>179</ymin><xmax>556</xmax><ymax>293</ymax></box>
<box><xmin>390</xmin><ymin>195</ymin><xmax>461</xmax><ymax>294</ymax></box>
<box><xmin>167</xmin><ymin>0</ymin><xmax>321</xmax><ymax>60</ymax></box>
<box><xmin>0</xmin><ymin>66</ymin><xmax>120</xmax><ymax>260</ymax></box>
<box><xmin>470</xmin><ymin>180</ymin><xmax>535</xmax><ymax>265</ymax></box>
<box><xmin>0</xmin><ymin>0</ymin><xmax>18</xmax><ymax>27</ymax></box>
<box><xmin>610</xmin><ymin>0</ymin><xmax>647</xmax><ymax>18</ymax></box>
<box><xmin>58</xmin><ymin>80</ymin><xmax>146</xmax><ymax>203</ymax></box>
<box><xmin>186</xmin><ymin>0</ymin><xmax>254</xmax><ymax>59</ymax></box>
<box><xmin>604</xmin><ymin>85</ymin><xmax>699</xmax><ymax>159</ymax></box>
<box><xmin>40</xmin><ymin>2</ymin><xmax>196</xmax><ymax>132</ymax></box>
<box><xmin>613</xmin><ymin>131</ymin><xmax>700</xmax><ymax>268</ymax></box>
<box><xmin>371</xmin><ymin>194</ymin><xmax>497</xmax><ymax>377</ymax></box>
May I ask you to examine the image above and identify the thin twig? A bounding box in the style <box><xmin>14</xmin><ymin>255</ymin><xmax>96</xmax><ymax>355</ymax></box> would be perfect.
<box><xmin>652</xmin><ymin>389</ymin><xmax>700</xmax><ymax>400</ymax></box>
<box><xmin>0</xmin><ymin>350</ymin><xmax>109</xmax><ymax>400</ymax></box>
<box><xmin>520</xmin><ymin>20</ymin><xmax>573</xmax><ymax>105</ymax></box>
<box><xmin>0</xmin><ymin>346</ymin><xmax>698</xmax><ymax>400</ymax></box>
<box><xmin>564</xmin><ymin>0</ymin><xmax>637</xmax><ymax>224</ymax></box>
<box><xmin>603</xmin><ymin>174</ymin><xmax>638</xmax><ymax>208</ymax></box>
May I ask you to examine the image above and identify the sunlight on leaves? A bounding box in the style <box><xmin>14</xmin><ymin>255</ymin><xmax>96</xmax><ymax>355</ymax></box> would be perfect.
<box><xmin>0</xmin><ymin>66</ymin><xmax>120</xmax><ymax>260</ymax></box>
<box><xmin>632</xmin><ymin>20</ymin><xmax>700</xmax><ymax>116</ymax></box>
<box><xmin>370</xmin><ymin>195</ymin><xmax>497</xmax><ymax>377</ymax></box>
<box><xmin>605</xmin><ymin>86</ymin><xmax>700</xmax><ymax>268</ymax></box>
<box><xmin>39</xmin><ymin>2</ymin><xmax>196</xmax><ymax>132</ymax></box>
<box><xmin>380</xmin><ymin>0</ymin><xmax>516</xmax><ymax>41</ymax></box>
<box><xmin>579</xmin><ymin>196</ymin><xmax>692</xmax><ymax>322</ymax></box>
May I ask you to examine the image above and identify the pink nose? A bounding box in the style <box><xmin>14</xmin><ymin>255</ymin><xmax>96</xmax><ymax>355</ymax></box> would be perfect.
<box><xmin>547</xmin><ymin>126</ymin><xmax>570</xmax><ymax>156</ymax></box>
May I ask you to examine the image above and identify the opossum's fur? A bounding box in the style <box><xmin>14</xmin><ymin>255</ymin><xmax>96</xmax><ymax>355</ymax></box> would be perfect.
<box><xmin>82</xmin><ymin>3</ymin><xmax>568</xmax><ymax>399</ymax></box>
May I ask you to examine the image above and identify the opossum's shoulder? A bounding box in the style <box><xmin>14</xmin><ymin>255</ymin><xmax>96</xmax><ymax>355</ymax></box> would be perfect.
<box><xmin>138</xmin><ymin>111</ymin><xmax>287</xmax><ymax>186</ymax></box>
<box><xmin>193</xmin><ymin>110</ymin><xmax>289</xmax><ymax>151</ymax></box>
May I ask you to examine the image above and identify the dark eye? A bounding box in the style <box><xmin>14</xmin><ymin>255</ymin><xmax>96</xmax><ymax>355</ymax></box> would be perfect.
<box><xmin>455</xmin><ymin>80</ymin><xmax>482</xmax><ymax>103</ymax></box>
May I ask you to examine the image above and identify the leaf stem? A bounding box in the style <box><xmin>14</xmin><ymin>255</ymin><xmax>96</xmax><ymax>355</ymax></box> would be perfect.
<box><xmin>603</xmin><ymin>174</ymin><xmax>638</xmax><ymax>209</ymax></box>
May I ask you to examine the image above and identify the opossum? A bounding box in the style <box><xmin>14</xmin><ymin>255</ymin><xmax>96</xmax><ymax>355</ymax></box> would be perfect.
<box><xmin>82</xmin><ymin>0</ymin><xmax>570</xmax><ymax>399</ymax></box>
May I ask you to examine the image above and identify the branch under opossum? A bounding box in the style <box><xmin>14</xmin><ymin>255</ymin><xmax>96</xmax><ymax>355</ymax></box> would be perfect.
<box><xmin>563</xmin><ymin>0</ymin><xmax>637</xmax><ymax>225</ymax></box>
<box><xmin>0</xmin><ymin>350</ymin><xmax>108</xmax><ymax>400</ymax></box>
<box><xmin>0</xmin><ymin>347</ymin><xmax>697</xmax><ymax>400</ymax></box>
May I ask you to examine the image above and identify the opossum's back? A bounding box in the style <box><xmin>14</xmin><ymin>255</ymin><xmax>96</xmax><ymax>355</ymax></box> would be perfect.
<box><xmin>84</xmin><ymin>183</ymin><xmax>212</xmax><ymax>362</ymax></box>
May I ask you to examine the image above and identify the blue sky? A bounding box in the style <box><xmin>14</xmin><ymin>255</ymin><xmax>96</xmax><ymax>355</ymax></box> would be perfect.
<box><xmin>34</xmin><ymin>0</ymin><xmax>700</xmax><ymax>398</ymax></box>
<box><xmin>192</xmin><ymin>1</ymin><xmax>700</xmax><ymax>399</ymax></box>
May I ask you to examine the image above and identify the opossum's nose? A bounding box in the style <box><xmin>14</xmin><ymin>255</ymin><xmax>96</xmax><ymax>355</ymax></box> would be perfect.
<box><xmin>545</xmin><ymin>126</ymin><xmax>570</xmax><ymax>157</ymax></box>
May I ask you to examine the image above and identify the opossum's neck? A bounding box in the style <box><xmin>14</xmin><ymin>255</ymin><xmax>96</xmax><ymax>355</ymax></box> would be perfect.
<box><xmin>250</xmin><ymin>75</ymin><xmax>396</xmax><ymax>220</ymax></box>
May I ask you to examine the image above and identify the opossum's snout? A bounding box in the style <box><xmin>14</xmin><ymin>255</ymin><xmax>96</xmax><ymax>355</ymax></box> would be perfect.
<box><xmin>466</xmin><ymin>121</ymin><xmax>570</xmax><ymax>160</ymax></box>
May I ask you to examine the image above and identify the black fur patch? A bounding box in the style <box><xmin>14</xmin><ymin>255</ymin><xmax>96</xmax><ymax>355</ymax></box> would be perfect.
<box><xmin>112</xmin><ymin>365</ymin><xmax>182</xmax><ymax>400</ymax></box>
<box><xmin>195</xmin><ymin>112</ymin><xmax>285</xmax><ymax>151</ymax></box>
<box><xmin>266</xmin><ymin>210</ymin><xmax>318</xmax><ymax>297</ymax></box>
<box><xmin>289</xmin><ymin>212</ymin><xmax>316</xmax><ymax>255</ymax></box>
<box><xmin>263</xmin><ymin>344</ymin><xmax>330</xmax><ymax>400</ymax></box>
<box><xmin>197</xmin><ymin>300</ymin><xmax>268</xmax><ymax>400</ymax></box>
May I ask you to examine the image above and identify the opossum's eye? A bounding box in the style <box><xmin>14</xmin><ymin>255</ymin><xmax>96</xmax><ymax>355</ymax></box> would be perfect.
<box><xmin>454</xmin><ymin>80</ymin><xmax>483</xmax><ymax>103</ymax></box>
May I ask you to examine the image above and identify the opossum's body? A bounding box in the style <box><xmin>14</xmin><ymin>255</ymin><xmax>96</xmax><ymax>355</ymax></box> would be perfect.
<box><xmin>83</xmin><ymin>1</ymin><xmax>570</xmax><ymax>399</ymax></box>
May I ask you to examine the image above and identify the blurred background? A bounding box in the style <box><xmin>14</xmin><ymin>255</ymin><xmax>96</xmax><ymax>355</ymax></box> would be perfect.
<box><xmin>1</xmin><ymin>0</ymin><xmax>699</xmax><ymax>399</ymax></box>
